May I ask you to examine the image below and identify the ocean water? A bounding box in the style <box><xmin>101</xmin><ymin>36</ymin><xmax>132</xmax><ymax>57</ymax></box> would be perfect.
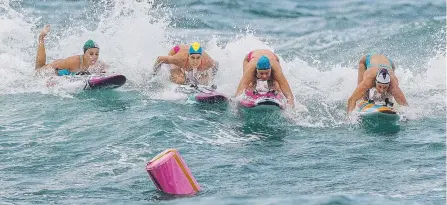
<box><xmin>0</xmin><ymin>0</ymin><xmax>445</xmax><ymax>204</ymax></box>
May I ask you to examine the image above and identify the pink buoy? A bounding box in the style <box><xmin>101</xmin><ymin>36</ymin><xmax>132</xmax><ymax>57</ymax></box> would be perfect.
<box><xmin>146</xmin><ymin>149</ymin><xmax>201</xmax><ymax>195</ymax></box>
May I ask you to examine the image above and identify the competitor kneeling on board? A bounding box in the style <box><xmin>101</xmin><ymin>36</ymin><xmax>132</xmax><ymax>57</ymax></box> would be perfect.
<box><xmin>347</xmin><ymin>54</ymin><xmax>408</xmax><ymax>114</ymax></box>
<box><xmin>235</xmin><ymin>49</ymin><xmax>295</xmax><ymax>107</ymax></box>
<box><xmin>151</xmin><ymin>42</ymin><xmax>219</xmax><ymax>86</ymax></box>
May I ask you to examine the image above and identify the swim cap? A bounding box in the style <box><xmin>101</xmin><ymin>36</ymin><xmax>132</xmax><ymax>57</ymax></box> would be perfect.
<box><xmin>83</xmin><ymin>40</ymin><xmax>100</xmax><ymax>53</ymax></box>
<box><xmin>189</xmin><ymin>42</ymin><xmax>203</xmax><ymax>55</ymax></box>
<box><xmin>375</xmin><ymin>68</ymin><xmax>391</xmax><ymax>84</ymax></box>
<box><xmin>256</xmin><ymin>55</ymin><xmax>271</xmax><ymax>70</ymax></box>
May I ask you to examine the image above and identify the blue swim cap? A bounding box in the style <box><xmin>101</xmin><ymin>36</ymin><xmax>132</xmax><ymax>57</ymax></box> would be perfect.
<box><xmin>189</xmin><ymin>42</ymin><xmax>203</xmax><ymax>55</ymax></box>
<box><xmin>256</xmin><ymin>55</ymin><xmax>271</xmax><ymax>70</ymax></box>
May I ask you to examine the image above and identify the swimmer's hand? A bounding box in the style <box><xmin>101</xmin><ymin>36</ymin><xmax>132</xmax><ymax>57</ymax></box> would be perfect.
<box><xmin>152</xmin><ymin>57</ymin><xmax>163</xmax><ymax>74</ymax></box>
<box><xmin>286</xmin><ymin>100</ymin><xmax>295</xmax><ymax>109</ymax></box>
<box><xmin>148</xmin><ymin>58</ymin><xmax>163</xmax><ymax>81</ymax></box>
<box><xmin>283</xmin><ymin>94</ymin><xmax>295</xmax><ymax>108</ymax></box>
<box><xmin>211</xmin><ymin>61</ymin><xmax>219</xmax><ymax>76</ymax></box>
<box><xmin>39</xmin><ymin>25</ymin><xmax>51</xmax><ymax>42</ymax></box>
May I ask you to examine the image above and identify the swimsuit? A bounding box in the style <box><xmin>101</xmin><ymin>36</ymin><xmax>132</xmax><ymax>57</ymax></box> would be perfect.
<box><xmin>246</xmin><ymin>51</ymin><xmax>280</xmax><ymax>62</ymax></box>
<box><xmin>56</xmin><ymin>55</ymin><xmax>85</xmax><ymax>76</ymax></box>
<box><xmin>365</xmin><ymin>54</ymin><xmax>393</xmax><ymax>70</ymax></box>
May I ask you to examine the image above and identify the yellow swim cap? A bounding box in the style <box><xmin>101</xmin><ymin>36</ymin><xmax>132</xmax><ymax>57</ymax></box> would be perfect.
<box><xmin>189</xmin><ymin>42</ymin><xmax>203</xmax><ymax>55</ymax></box>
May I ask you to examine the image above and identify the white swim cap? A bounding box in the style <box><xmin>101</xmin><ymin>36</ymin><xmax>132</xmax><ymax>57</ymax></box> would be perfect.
<box><xmin>376</xmin><ymin>68</ymin><xmax>391</xmax><ymax>84</ymax></box>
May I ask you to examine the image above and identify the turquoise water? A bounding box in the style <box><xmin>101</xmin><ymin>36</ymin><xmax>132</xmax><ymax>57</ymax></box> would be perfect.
<box><xmin>0</xmin><ymin>0</ymin><xmax>446</xmax><ymax>204</ymax></box>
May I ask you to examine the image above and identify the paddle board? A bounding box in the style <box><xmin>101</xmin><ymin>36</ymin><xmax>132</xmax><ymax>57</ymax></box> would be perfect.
<box><xmin>175</xmin><ymin>84</ymin><xmax>228</xmax><ymax>104</ymax></box>
<box><xmin>356</xmin><ymin>100</ymin><xmax>399</xmax><ymax>122</ymax></box>
<box><xmin>85</xmin><ymin>74</ymin><xmax>127</xmax><ymax>90</ymax></box>
<box><xmin>239</xmin><ymin>90</ymin><xmax>286</xmax><ymax>110</ymax></box>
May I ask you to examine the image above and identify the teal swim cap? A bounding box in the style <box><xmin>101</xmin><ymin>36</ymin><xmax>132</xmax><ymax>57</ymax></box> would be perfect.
<box><xmin>189</xmin><ymin>42</ymin><xmax>203</xmax><ymax>55</ymax></box>
<box><xmin>83</xmin><ymin>40</ymin><xmax>99</xmax><ymax>53</ymax></box>
<box><xmin>256</xmin><ymin>55</ymin><xmax>271</xmax><ymax>70</ymax></box>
